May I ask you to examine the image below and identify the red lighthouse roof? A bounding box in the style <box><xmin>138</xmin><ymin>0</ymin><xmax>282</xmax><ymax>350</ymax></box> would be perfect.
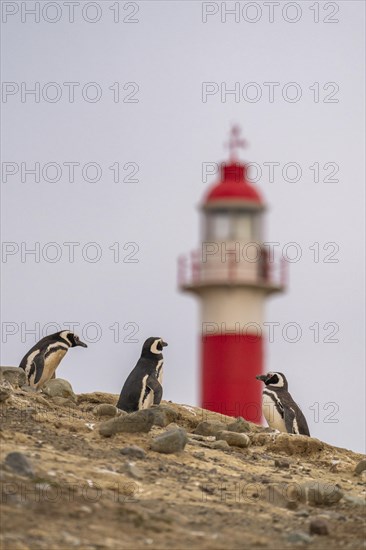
<box><xmin>204</xmin><ymin>161</ymin><xmax>263</xmax><ymax>206</ymax></box>
<box><xmin>203</xmin><ymin>126</ymin><xmax>264</xmax><ymax>209</ymax></box>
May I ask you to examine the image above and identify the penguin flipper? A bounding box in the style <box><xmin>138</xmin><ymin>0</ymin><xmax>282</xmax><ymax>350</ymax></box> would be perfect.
<box><xmin>146</xmin><ymin>375</ymin><xmax>162</xmax><ymax>405</ymax></box>
<box><xmin>284</xmin><ymin>407</ymin><xmax>298</xmax><ymax>434</ymax></box>
<box><xmin>32</xmin><ymin>354</ymin><xmax>45</xmax><ymax>385</ymax></box>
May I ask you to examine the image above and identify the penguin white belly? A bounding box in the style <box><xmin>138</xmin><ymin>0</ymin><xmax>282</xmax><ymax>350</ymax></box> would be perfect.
<box><xmin>141</xmin><ymin>360</ymin><xmax>164</xmax><ymax>409</ymax></box>
<box><xmin>262</xmin><ymin>392</ymin><xmax>286</xmax><ymax>432</ymax></box>
<box><xmin>37</xmin><ymin>349</ymin><xmax>67</xmax><ymax>388</ymax></box>
<box><xmin>142</xmin><ymin>389</ymin><xmax>154</xmax><ymax>409</ymax></box>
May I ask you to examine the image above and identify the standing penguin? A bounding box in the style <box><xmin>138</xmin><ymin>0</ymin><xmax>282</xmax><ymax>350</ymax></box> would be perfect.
<box><xmin>19</xmin><ymin>331</ymin><xmax>87</xmax><ymax>390</ymax></box>
<box><xmin>256</xmin><ymin>372</ymin><xmax>310</xmax><ymax>436</ymax></box>
<box><xmin>116</xmin><ymin>337</ymin><xmax>168</xmax><ymax>412</ymax></box>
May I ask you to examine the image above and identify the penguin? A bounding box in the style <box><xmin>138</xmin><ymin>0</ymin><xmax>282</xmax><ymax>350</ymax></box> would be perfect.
<box><xmin>116</xmin><ymin>337</ymin><xmax>168</xmax><ymax>412</ymax></box>
<box><xmin>19</xmin><ymin>331</ymin><xmax>87</xmax><ymax>390</ymax></box>
<box><xmin>256</xmin><ymin>372</ymin><xmax>310</xmax><ymax>436</ymax></box>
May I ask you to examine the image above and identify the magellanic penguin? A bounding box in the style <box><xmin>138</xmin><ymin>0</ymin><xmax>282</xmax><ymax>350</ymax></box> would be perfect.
<box><xmin>256</xmin><ymin>372</ymin><xmax>310</xmax><ymax>436</ymax></box>
<box><xmin>116</xmin><ymin>337</ymin><xmax>168</xmax><ymax>412</ymax></box>
<box><xmin>19</xmin><ymin>331</ymin><xmax>87</xmax><ymax>390</ymax></box>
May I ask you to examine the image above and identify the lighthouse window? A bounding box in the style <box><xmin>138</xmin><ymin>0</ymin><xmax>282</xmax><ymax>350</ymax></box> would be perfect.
<box><xmin>212</xmin><ymin>214</ymin><xmax>231</xmax><ymax>239</ymax></box>
<box><xmin>234</xmin><ymin>216</ymin><xmax>252</xmax><ymax>241</ymax></box>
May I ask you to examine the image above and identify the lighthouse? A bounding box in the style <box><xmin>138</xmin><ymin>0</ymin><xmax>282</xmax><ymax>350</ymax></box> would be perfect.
<box><xmin>178</xmin><ymin>127</ymin><xmax>287</xmax><ymax>423</ymax></box>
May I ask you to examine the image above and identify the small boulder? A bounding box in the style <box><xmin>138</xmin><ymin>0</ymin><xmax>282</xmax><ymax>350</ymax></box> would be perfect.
<box><xmin>150</xmin><ymin>404</ymin><xmax>179</xmax><ymax>427</ymax></box>
<box><xmin>120</xmin><ymin>446</ymin><xmax>146</xmax><ymax>459</ymax></box>
<box><xmin>194</xmin><ymin>421</ymin><xmax>226</xmax><ymax>437</ymax></box>
<box><xmin>5</xmin><ymin>452</ymin><xmax>34</xmax><ymax>477</ymax></box>
<box><xmin>227</xmin><ymin>417</ymin><xmax>251</xmax><ymax>433</ymax></box>
<box><xmin>99</xmin><ymin>409</ymin><xmax>154</xmax><ymax>437</ymax></box>
<box><xmin>216</xmin><ymin>430</ymin><xmax>250</xmax><ymax>448</ymax></box>
<box><xmin>0</xmin><ymin>387</ymin><xmax>11</xmax><ymax>402</ymax></box>
<box><xmin>42</xmin><ymin>379</ymin><xmax>76</xmax><ymax>402</ymax></box>
<box><xmin>52</xmin><ymin>397</ymin><xmax>77</xmax><ymax>408</ymax></box>
<box><xmin>94</xmin><ymin>404</ymin><xmax>118</xmax><ymax>418</ymax></box>
<box><xmin>210</xmin><ymin>440</ymin><xmax>230</xmax><ymax>451</ymax></box>
<box><xmin>0</xmin><ymin>367</ymin><xmax>26</xmax><ymax>387</ymax></box>
<box><xmin>267</xmin><ymin>433</ymin><xmax>324</xmax><ymax>455</ymax></box>
<box><xmin>354</xmin><ymin>459</ymin><xmax>366</xmax><ymax>476</ymax></box>
<box><xmin>298</xmin><ymin>481</ymin><xmax>343</xmax><ymax>506</ymax></box>
<box><xmin>151</xmin><ymin>428</ymin><xmax>188</xmax><ymax>454</ymax></box>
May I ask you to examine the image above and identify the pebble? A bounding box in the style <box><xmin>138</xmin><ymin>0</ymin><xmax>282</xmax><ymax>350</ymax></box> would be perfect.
<box><xmin>124</xmin><ymin>461</ymin><xmax>144</xmax><ymax>479</ymax></box>
<box><xmin>4</xmin><ymin>452</ymin><xmax>34</xmax><ymax>477</ymax></box>
<box><xmin>120</xmin><ymin>445</ymin><xmax>146</xmax><ymax>459</ymax></box>
<box><xmin>274</xmin><ymin>459</ymin><xmax>290</xmax><ymax>469</ymax></box>
<box><xmin>216</xmin><ymin>431</ymin><xmax>250</xmax><ymax>448</ymax></box>
<box><xmin>150</xmin><ymin>427</ymin><xmax>188</xmax><ymax>454</ymax></box>
<box><xmin>99</xmin><ymin>409</ymin><xmax>154</xmax><ymax>437</ymax></box>
<box><xmin>309</xmin><ymin>518</ymin><xmax>330</xmax><ymax>536</ymax></box>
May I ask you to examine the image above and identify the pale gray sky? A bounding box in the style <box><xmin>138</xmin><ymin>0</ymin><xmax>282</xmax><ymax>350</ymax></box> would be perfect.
<box><xmin>1</xmin><ymin>1</ymin><xmax>365</xmax><ymax>453</ymax></box>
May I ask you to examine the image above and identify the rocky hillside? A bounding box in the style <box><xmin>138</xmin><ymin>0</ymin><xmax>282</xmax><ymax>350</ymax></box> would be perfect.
<box><xmin>0</xmin><ymin>367</ymin><xmax>365</xmax><ymax>550</ymax></box>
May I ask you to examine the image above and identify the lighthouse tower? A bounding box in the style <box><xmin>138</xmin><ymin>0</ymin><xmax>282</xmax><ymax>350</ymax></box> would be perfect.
<box><xmin>178</xmin><ymin>127</ymin><xmax>287</xmax><ymax>423</ymax></box>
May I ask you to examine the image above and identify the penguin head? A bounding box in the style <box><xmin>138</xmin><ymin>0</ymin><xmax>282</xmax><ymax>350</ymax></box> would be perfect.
<box><xmin>256</xmin><ymin>372</ymin><xmax>288</xmax><ymax>390</ymax></box>
<box><xmin>141</xmin><ymin>337</ymin><xmax>168</xmax><ymax>357</ymax></box>
<box><xmin>60</xmin><ymin>331</ymin><xmax>88</xmax><ymax>348</ymax></box>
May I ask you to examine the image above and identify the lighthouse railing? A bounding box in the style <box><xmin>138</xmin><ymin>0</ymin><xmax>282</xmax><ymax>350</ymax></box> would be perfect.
<box><xmin>178</xmin><ymin>245</ymin><xmax>287</xmax><ymax>289</ymax></box>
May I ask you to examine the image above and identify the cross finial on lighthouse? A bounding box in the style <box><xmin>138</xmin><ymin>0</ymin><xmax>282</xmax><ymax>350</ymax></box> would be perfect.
<box><xmin>226</xmin><ymin>125</ymin><xmax>247</xmax><ymax>162</ymax></box>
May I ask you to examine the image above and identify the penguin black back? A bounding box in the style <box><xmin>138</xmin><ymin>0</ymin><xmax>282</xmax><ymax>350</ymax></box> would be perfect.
<box><xmin>117</xmin><ymin>337</ymin><xmax>168</xmax><ymax>412</ymax></box>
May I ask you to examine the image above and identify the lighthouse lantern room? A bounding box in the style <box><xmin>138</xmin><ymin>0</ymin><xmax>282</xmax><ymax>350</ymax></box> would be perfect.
<box><xmin>178</xmin><ymin>127</ymin><xmax>287</xmax><ymax>423</ymax></box>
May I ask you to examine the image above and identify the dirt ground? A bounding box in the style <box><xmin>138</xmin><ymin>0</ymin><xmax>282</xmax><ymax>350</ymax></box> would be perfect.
<box><xmin>0</xmin><ymin>385</ymin><xmax>365</xmax><ymax>550</ymax></box>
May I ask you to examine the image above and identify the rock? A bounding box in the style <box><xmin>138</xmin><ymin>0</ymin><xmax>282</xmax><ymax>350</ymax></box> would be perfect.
<box><xmin>4</xmin><ymin>452</ymin><xmax>34</xmax><ymax>477</ymax></box>
<box><xmin>309</xmin><ymin>518</ymin><xmax>330</xmax><ymax>535</ymax></box>
<box><xmin>193</xmin><ymin>451</ymin><xmax>205</xmax><ymax>459</ymax></box>
<box><xmin>210</xmin><ymin>440</ymin><xmax>230</xmax><ymax>451</ymax></box>
<box><xmin>120</xmin><ymin>446</ymin><xmax>146</xmax><ymax>459</ymax></box>
<box><xmin>124</xmin><ymin>462</ymin><xmax>143</xmax><ymax>479</ymax></box>
<box><xmin>94</xmin><ymin>404</ymin><xmax>118</xmax><ymax>418</ymax></box>
<box><xmin>298</xmin><ymin>481</ymin><xmax>343</xmax><ymax>506</ymax></box>
<box><xmin>227</xmin><ymin>417</ymin><xmax>251</xmax><ymax>433</ymax></box>
<box><xmin>52</xmin><ymin>397</ymin><xmax>77</xmax><ymax>408</ymax></box>
<box><xmin>150</xmin><ymin>404</ymin><xmax>179</xmax><ymax>427</ymax></box>
<box><xmin>287</xmin><ymin>532</ymin><xmax>312</xmax><ymax>544</ymax></box>
<box><xmin>0</xmin><ymin>387</ymin><xmax>11</xmax><ymax>402</ymax></box>
<box><xmin>194</xmin><ymin>421</ymin><xmax>226</xmax><ymax>437</ymax></box>
<box><xmin>150</xmin><ymin>428</ymin><xmax>188</xmax><ymax>454</ymax></box>
<box><xmin>42</xmin><ymin>379</ymin><xmax>76</xmax><ymax>402</ymax></box>
<box><xmin>354</xmin><ymin>459</ymin><xmax>366</xmax><ymax>475</ymax></box>
<box><xmin>274</xmin><ymin>459</ymin><xmax>290</xmax><ymax>469</ymax></box>
<box><xmin>0</xmin><ymin>367</ymin><xmax>26</xmax><ymax>387</ymax></box>
<box><xmin>266</xmin><ymin>433</ymin><xmax>325</xmax><ymax>456</ymax></box>
<box><xmin>216</xmin><ymin>431</ymin><xmax>250</xmax><ymax>448</ymax></box>
<box><xmin>99</xmin><ymin>409</ymin><xmax>154</xmax><ymax>437</ymax></box>
<box><xmin>342</xmin><ymin>494</ymin><xmax>366</xmax><ymax>507</ymax></box>
<box><xmin>263</xmin><ymin>485</ymin><xmax>298</xmax><ymax>510</ymax></box>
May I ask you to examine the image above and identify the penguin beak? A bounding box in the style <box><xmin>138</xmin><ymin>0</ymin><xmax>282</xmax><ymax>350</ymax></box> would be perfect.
<box><xmin>77</xmin><ymin>340</ymin><xmax>88</xmax><ymax>348</ymax></box>
<box><xmin>256</xmin><ymin>374</ymin><xmax>267</xmax><ymax>382</ymax></box>
<box><xmin>162</xmin><ymin>341</ymin><xmax>168</xmax><ymax>347</ymax></box>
